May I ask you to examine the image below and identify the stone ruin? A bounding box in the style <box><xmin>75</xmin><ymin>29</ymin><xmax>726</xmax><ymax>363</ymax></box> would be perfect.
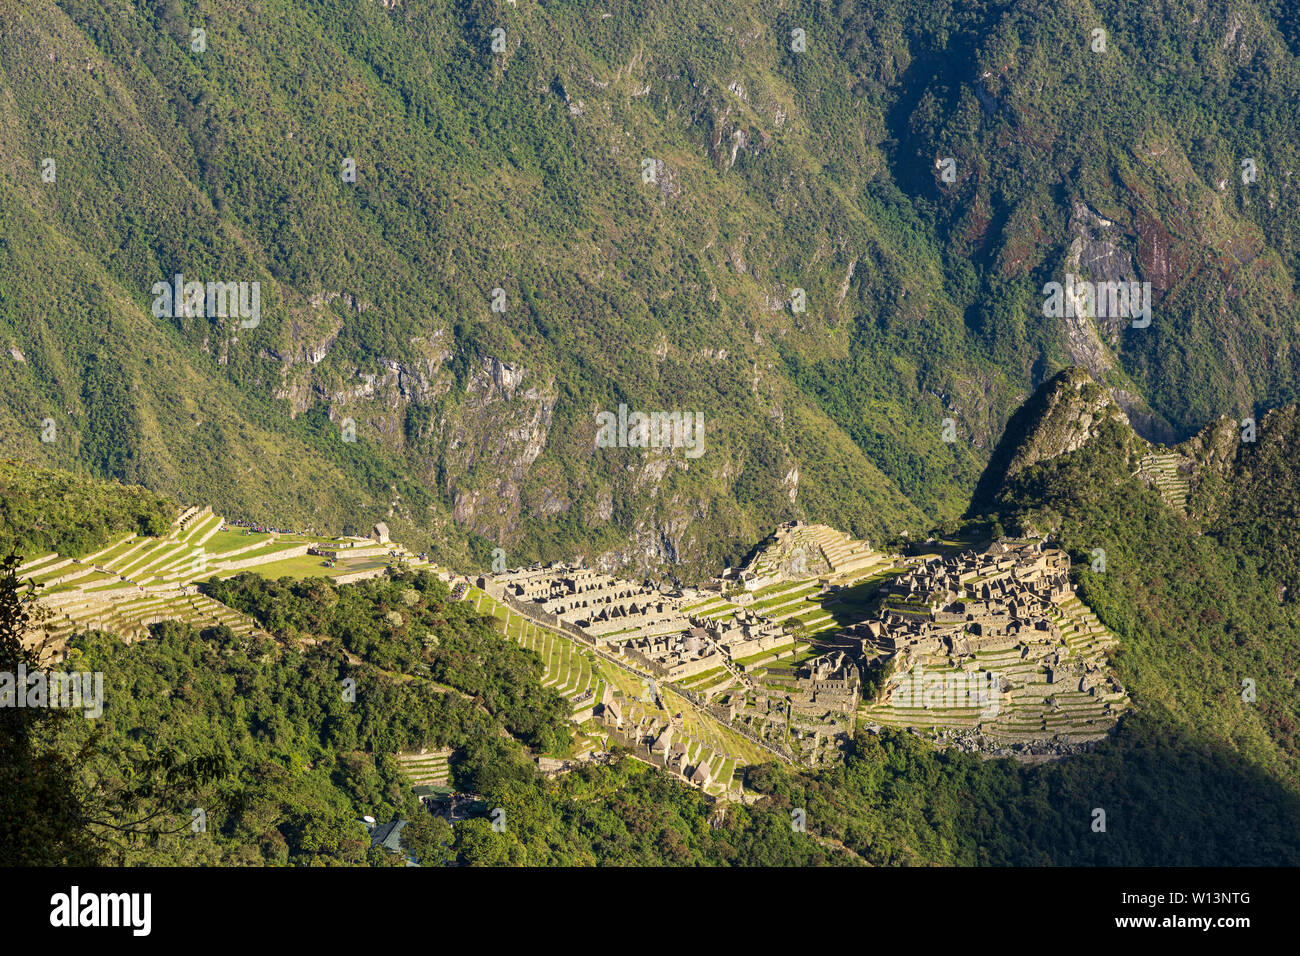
<box><xmin>851</xmin><ymin>538</ymin><xmax>1131</xmax><ymax>750</ymax></box>
<box><xmin>720</xmin><ymin>521</ymin><xmax>887</xmax><ymax>592</ymax></box>
<box><xmin>487</xmin><ymin>563</ymin><xmax>689</xmax><ymax>640</ymax></box>
<box><xmin>790</xmin><ymin>651</ymin><xmax>861</xmax><ymax>715</ymax></box>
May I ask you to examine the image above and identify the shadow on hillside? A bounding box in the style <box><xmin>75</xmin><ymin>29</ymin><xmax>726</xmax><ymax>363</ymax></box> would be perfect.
<box><xmin>975</xmin><ymin>712</ymin><xmax>1300</xmax><ymax>866</ymax></box>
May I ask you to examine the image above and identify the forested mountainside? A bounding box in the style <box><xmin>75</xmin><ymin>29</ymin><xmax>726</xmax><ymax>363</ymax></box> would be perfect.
<box><xmin>6</xmin><ymin>369</ymin><xmax>1300</xmax><ymax>866</ymax></box>
<box><xmin>970</xmin><ymin>368</ymin><xmax>1300</xmax><ymax>780</ymax></box>
<box><xmin>5</xmin><ymin>0</ymin><xmax>1300</xmax><ymax>578</ymax></box>
<box><xmin>0</xmin><ymin>459</ymin><xmax>173</xmax><ymax>559</ymax></box>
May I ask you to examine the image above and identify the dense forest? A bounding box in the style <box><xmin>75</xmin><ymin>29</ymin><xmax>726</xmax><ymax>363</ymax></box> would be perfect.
<box><xmin>5</xmin><ymin>1</ymin><xmax>1300</xmax><ymax>576</ymax></box>
<box><xmin>4</xmin><ymin>0</ymin><xmax>1300</xmax><ymax>868</ymax></box>
<box><xmin>0</xmin><ymin>459</ymin><xmax>172</xmax><ymax>558</ymax></box>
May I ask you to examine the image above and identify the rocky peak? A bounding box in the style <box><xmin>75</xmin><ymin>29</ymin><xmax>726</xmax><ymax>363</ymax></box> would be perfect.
<box><xmin>970</xmin><ymin>367</ymin><xmax>1132</xmax><ymax>510</ymax></box>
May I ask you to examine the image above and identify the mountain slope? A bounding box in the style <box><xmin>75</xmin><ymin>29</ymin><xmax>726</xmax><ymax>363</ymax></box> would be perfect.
<box><xmin>972</xmin><ymin>368</ymin><xmax>1300</xmax><ymax>781</ymax></box>
<box><xmin>8</xmin><ymin>407</ymin><xmax>1300</xmax><ymax>866</ymax></box>
<box><xmin>4</xmin><ymin>0</ymin><xmax>1300</xmax><ymax>579</ymax></box>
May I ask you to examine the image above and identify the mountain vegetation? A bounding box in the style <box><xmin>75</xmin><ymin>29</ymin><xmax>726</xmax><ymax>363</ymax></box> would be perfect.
<box><xmin>5</xmin><ymin>0</ymin><xmax>1300</xmax><ymax>867</ymax></box>
<box><xmin>0</xmin><ymin>459</ymin><xmax>172</xmax><ymax>559</ymax></box>
<box><xmin>8</xmin><ymin>368</ymin><xmax>1300</xmax><ymax>866</ymax></box>
<box><xmin>6</xmin><ymin>1</ymin><xmax>1300</xmax><ymax>576</ymax></box>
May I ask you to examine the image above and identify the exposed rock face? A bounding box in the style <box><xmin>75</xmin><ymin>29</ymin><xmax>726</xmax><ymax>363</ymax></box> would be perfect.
<box><xmin>592</xmin><ymin>523</ymin><xmax>683</xmax><ymax>574</ymax></box>
<box><xmin>271</xmin><ymin>320</ymin><xmax>453</xmax><ymax>424</ymax></box>
<box><xmin>1067</xmin><ymin>201</ymin><xmax>1135</xmax><ymax>288</ymax></box>
<box><xmin>1110</xmin><ymin>388</ymin><xmax>1177</xmax><ymax>446</ymax></box>
<box><xmin>315</xmin><ymin>355</ymin><xmax>449</xmax><ymax>448</ymax></box>
<box><xmin>1180</xmin><ymin>414</ymin><xmax>1242</xmax><ymax>477</ymax></box>
<box><xmin>970</xmin><ymin>367</ymin><xmax>1131</xmax><ymax>510</ymax></box>
<box><xmin>485</xmin><ymin>356</ymin><xmax>526</xmax><ymax>397</ymax></box>
<box><xmin>649</xmin><ymin>158</ymin><xmax>680</xmax><ymax>199</ymax></box>
<box><xmin>1033</xmin><ymin>199</ymin><xmax>1175</xmax><ymax>446</ymax></box>
<box><xmin>1060</xmin><ymin>201</ymin><xmax>1143</xmax><ymax>376</ymax></box>
<box><xmin>256</xmin><ymin>318</ymin><xmax>722</xmax><ymax>574</ymax></box>
<box><xmin>1001</xmin><ymin>368</ymin><xmax>1129</xmax><ymax>475</ymax></box>
<box><xmin>444</xmin><ymin>356</ymin><xmax>557</xmax><ymax>538</ymax></box>
<box><xmin>782</xmin><ymin>464</ymin><xmax>800</xmax><ymax>503</ymax></box>
<box><xmin>1060</xmin><ymin>309</ymin><xmax>1113</xmax><ymax>382</ymax></box>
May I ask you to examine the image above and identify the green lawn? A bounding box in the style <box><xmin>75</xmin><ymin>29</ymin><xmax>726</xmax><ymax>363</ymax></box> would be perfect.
<box><xmin>202</xmin><ymin>529</ymin><xmax>274</xmax><ymax>554</ymax></box>
<box><xmin>221</xmin><ymin>552</ymin><xmax>388</xmax><ymax>581</ymax></box>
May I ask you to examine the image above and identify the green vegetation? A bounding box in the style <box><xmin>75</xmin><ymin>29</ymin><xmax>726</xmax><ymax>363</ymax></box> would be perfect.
<box><xmin>2</xmin><ymin>555</ymin><xmax>844</xmax><ymax>865</ymax></box>
<box><xmin>6</xmin><ymin>0</ymin><xmax>1300</xmax><ymax>862</ymax></box>
<box><xmin>0</xmin><ymin>459</ymin><xmax>171</xmax><ymax>560</ymax></box>
<box><xmin>7</xmin><ymin>513</ymin><xmax>1300</xmax><ymax>864</ymax></box>
<box><xmin>9</xmin><ymin>375</ymin><xmax>1300</xmax><ymax>866</ymax></box>
<box><xmin>207</xmin><ymin>571</ymin><xmax>570</xmax><ymax>754</ymax></box>
<box><xmin>981</xmin><ymin>416</ymin><xmax>1300</xmax><ymax>783</ymax></box>
<box><xmin>744</xmin><ymin>719</ymin><xmax>1300</xmax><ymax>866</ymax></box>
<box><xmin>8</xmin><ymin>2</ymin><xmax>1300</xmax><ymax>573</ymax></box>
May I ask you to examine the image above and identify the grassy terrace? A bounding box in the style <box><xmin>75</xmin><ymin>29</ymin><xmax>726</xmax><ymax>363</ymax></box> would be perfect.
<box><xmin>24</xmin><ymin>560</ymin><xmax>77</xmax><ymax>585</ymax></box>
<box><xmin>779</xmin><ymin>604</ymin><xmax>837</xmax><ymax>632</ymax></box>
<box><xmin>775</xmin><ymin>568</ymin><xmax>902</xmax><ymax>633</ymax></box>
<box><xmin>730</xmin><ymin>641</ymin><xmax>800</xmax><ymax>669</ymax></box>
<box><xmin>468</xmin><ymin>586</ymin><xmax>607</xmax><ymax>712</ymax></box>
<box><xmin>748</xmin><ymin>579</ymin><xmax>810</xmax><ymax>600</ymax></box>
<box><xmin>38</xmin><ymin>591</ymin><xmax>264</xmax><ymax>645</ymax></box>
<box><xmin>84</xmin><ymin>537</ymin><xmax>141</xmax><ymax>564</ymax></box>
<box><xmin>177</xmin><ymin>512</ymin><xmax>223</xmax><ymax>544</ymax></box>
<box><xmin>680</xmin><ymin>595</ymin><xmax>730</xmax><ymax>612</ymax></box>
<box><xmin>690</xmin><ymin>671</ymin><xmax>738</xmax><ymax>692</ymax></box>
<box><xmin>201</xmin><ymin>529</ymin><xmax>275</xmax><ymax>554</ymax></box>
<box><xmin>42</xmin><ymin>570</ymin><xmax>115</xmax><ymax>594</ymax></box>
<box><xmin>230</xmin><ymin>552</ymin><xmax>393</xmax><ymax>581</ymax></box>
<box><xmin>750</xmin><ymin>581</ymin><xmax>821</xmax><ymax>611</ymax></box>
<box><xmin>397</xmin><ymin>751</ymin><xmax>452</xmax><ymax>788</ymax></box>
<box><xmin>688</xmin><ymin>600</ymin><xmax>740</xmax><ymax>620</ymax></box>
<box><xmin>25</xmin><ymin>514</ymin><xmax>420</xmax><ymax>659</ymax></box>
<box><xmin>79</xmin><ymin>580</ymin><xmax>139</xmax><ymax>593</ymax></box>
<box><xmin>679</xmin><ymin>665</ymin><xmax>728</xmax><ymax>687</ymax></box>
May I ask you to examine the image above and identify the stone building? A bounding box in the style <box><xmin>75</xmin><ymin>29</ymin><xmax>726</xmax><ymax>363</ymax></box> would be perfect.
<box><xmin>791</xmin><ymin>651</ymin><xmax>861</xmax><ymax>714</ymax></box>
